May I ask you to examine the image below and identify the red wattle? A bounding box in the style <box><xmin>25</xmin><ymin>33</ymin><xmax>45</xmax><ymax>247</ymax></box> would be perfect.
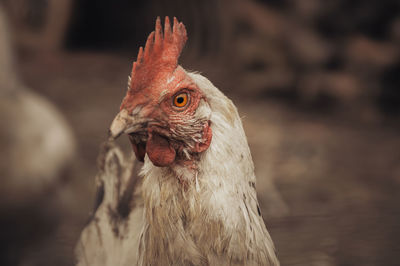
<box><xmin>146</xmin><ymin>132</ymin><xmax>176</xmax><ymax>167</ymax></box>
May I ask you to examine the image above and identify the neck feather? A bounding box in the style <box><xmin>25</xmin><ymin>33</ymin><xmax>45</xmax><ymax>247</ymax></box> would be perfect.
<box><xmin>138</xmin><ymin>73</ymin><xmax>278</xmax><ymax>265</ymax></box>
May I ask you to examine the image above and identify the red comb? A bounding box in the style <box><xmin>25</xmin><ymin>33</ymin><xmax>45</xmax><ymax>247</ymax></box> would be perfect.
<box><xmin>128</xmin><ymin>17</ymin><xmax>187</xmax><ymax>93</ymax></box>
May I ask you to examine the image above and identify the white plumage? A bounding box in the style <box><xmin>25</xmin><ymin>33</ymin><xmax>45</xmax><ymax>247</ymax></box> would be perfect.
<box><xmin>76</xmin><ymin>72</ymin><xmax>279</xmax><ymax>265</ymax></box>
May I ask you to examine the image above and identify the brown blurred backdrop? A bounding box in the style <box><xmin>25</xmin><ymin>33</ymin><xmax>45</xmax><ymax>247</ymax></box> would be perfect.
<box><xmin>0</xmin><ymin>0</ymin><xmax>399</xmax><ymax>265</ymax></box>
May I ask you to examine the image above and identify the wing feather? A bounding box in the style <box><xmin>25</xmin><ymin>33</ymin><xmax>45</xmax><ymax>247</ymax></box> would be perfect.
<box><xmin>75</xmin><ymin>141</ymin><xmax>143</xmax><ymax>266</ymax></box>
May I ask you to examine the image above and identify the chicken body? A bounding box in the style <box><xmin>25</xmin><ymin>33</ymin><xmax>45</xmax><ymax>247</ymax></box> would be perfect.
<box><xmin>0</xmin><ymin>6</ymin><xmax>76</xmax><ymax>264</ymax></box>
<box><xmin>0</xmin><ymin>5</ymin><xmax>75</xmax><ymax>206</ymax></box>
<box><xmin>76</xmin><ymin>17</ymin><xmax>279</xmax><ymax>266</ymax></box>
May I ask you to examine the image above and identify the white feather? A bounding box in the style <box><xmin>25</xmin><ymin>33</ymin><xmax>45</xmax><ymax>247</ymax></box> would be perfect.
<box><xmin>76</xmin><ymin>72</ymin><xmax>279</xmax><ymax>266</ymax></box>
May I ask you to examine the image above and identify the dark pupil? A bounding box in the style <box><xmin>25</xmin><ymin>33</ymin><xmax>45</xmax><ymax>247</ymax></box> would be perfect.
<box><xmin>177</xmin><ymin>97</ymin><xmax>184</xmax><ymax>104</ymax></box>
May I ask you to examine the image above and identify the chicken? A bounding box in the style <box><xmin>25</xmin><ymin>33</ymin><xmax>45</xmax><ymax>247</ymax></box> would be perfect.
<box><xmin>76</xmin><ymin>17</ymin><xmax>279</xmax><ymax>266</ymax></box>
<box><xmin>0</xmin><ymin>6</ymin><xmax>76</xmax><ymax>264</ymax></box>
<box><xmin>0</xmin><ymin>5</ymin><xmax>75</xmax><ymax>207</ymax></box>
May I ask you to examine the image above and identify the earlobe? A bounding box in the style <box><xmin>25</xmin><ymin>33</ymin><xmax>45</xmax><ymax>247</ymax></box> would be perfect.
<box><xmin>195</xmin><ymin>121</ymin><xmax>212</xmax><ymax>153</ymax></box>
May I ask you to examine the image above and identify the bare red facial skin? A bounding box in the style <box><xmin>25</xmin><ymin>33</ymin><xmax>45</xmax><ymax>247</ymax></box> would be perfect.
<box><xmin>123</xmin><ymin>68</ymin><xmax>208</xmax><ymax>166</ymax></box>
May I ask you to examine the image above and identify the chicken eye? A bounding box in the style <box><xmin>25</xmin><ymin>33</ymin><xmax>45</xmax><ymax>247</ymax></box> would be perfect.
<box><xmin>173</xmin><ymin>92</ymin><xmax>189</xmax><ymax>108</ymax></box>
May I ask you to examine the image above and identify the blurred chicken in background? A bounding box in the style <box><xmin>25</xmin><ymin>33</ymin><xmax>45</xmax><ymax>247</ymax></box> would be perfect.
<box><xmin>0</xmin><ymin>4</ymin><xmax>75</xmax><ymax>265</ymax></box>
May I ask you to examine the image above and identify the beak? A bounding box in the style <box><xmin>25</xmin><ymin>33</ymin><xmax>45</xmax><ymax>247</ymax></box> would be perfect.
<box><xmin>109</xmin><ymin>107</ymin><xmax>177</xmax><ymax>166</ymax></box>
<box><xmin>109</xmin><ymin>108</ymin><xmax>144</xmax><ymax>140</ymax></box>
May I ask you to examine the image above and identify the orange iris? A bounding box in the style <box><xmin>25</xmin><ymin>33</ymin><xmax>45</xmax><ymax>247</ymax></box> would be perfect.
<box><xmin>173</xmin><ymin>92</ymin><xmax>188</xmax><ymax>108</ymax></box>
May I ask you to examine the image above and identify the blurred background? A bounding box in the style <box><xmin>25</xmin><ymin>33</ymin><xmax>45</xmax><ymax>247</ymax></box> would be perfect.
<box><xmin>0</xmin><ymin>0</ymin><xmax>399</xmax><ymax>265</ymax></box>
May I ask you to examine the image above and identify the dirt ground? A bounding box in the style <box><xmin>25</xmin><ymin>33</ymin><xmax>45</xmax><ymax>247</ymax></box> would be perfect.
<box><xmin>17</xmin><ymin>51</ymin><xmax>400</xmax><ymax>266</ymax></box>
